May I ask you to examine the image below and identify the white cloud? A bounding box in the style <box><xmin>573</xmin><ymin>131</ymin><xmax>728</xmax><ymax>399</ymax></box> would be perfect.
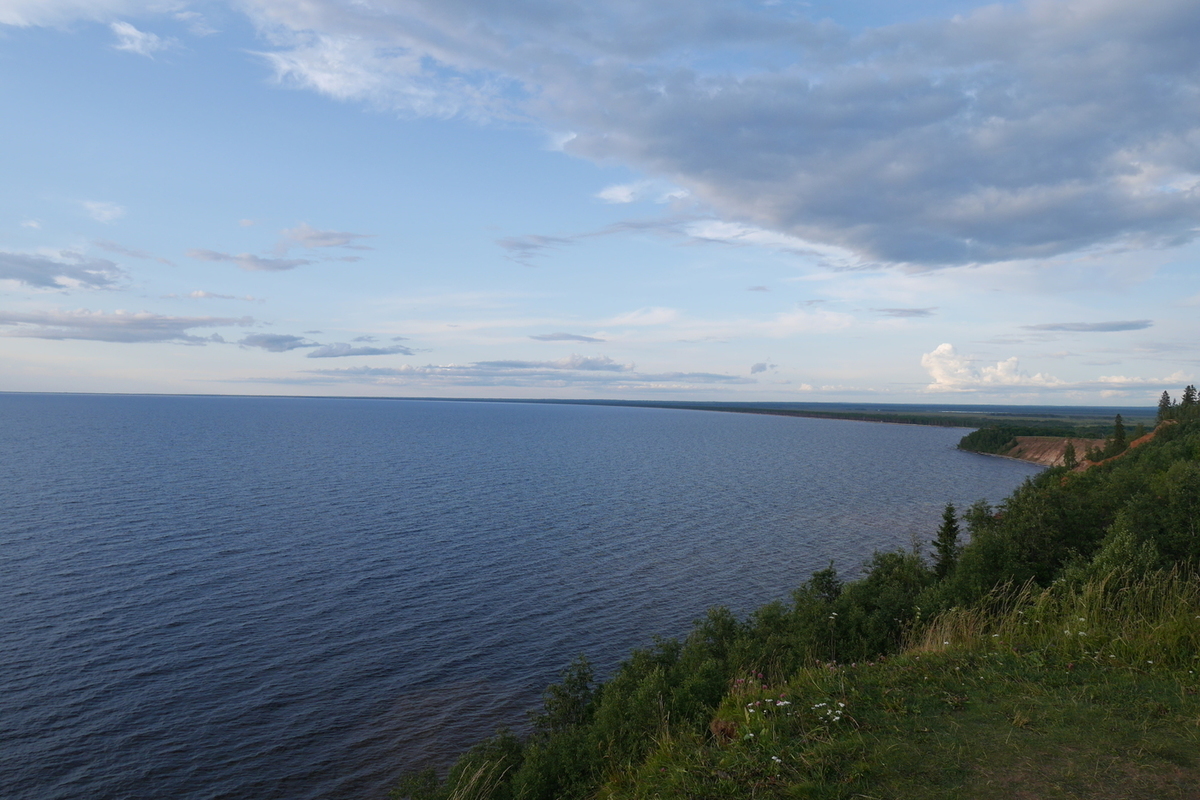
<box><xmin>19</xmin><ymin>219</ymin><xmax>40</xmax><ymax>229</ymax></box>
<box><xmin>83</xmin><ymin>200</ymin><xmax>125</xmax><ymax>222</ymax></box>
<box><xmin>0</xmin><ymin>1</ymin><xmax>180</xmax><ymax>27</ymax></box>
<box><xmin>920</xmin><ymin>343</ymin><xmax>1064</xmax><ymax>392</ymax></box>
<box><xmin>596</xmin><ymin>180</ymin><xmax>690</xmax><ymax>204</ymax></box>
<box><xmin>110</xmin><ymin>20</ymin><xmax>174</xmax><ymax>56</ymax></box>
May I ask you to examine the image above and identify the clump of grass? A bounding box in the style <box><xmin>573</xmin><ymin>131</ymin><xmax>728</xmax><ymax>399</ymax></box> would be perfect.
<box><xmin>913</xmin><ymin>567</ymin><xmax>1200</xmax><ymax>672</ymax></box>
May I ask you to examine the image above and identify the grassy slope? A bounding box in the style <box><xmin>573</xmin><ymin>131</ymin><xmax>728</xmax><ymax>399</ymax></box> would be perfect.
<box><xmin>602</xmin><ymin>573</ymin><xmax>1200</xmax><ymax>799</ymax></box>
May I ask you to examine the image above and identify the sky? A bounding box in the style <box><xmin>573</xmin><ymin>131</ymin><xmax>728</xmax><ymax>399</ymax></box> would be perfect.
<box><xmin>1</xmin><ymin>0</ymin><xmax>1198</xmax><ymax>404</ymax></box>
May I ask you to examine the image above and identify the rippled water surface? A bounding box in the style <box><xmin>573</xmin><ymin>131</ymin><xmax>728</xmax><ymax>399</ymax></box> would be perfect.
<box><xmin>0</xmin><ymin>394</ymin><xmax>1042</xmax><ymax>799</ymax></box>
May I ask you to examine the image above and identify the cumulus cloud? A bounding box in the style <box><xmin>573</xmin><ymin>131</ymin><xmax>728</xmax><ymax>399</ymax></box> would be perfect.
<box><xmin>110</xmin><ymin>21</ymin><xmax>174</xmax><ymax>56</ymax></box>
<box><xmin>0</xmin><ymin>308</ymin><xmax>252</xmax><ymax>343</ymax></box>
<box><xmin>920</xmin><ymin>343</ymin><xmax>1064</xmax><ymax>392</ymax></box>
<box><xmin>0</xmin><ymin>250</ymin><xmax>124</xmax><ymax>289</ymax></box>
<box><xmin>83</xmin><ymin>201</ymin><xmax>125</xmax><ymax>223</ymax></box>
<box><xmin>187</xmin><ymin>248</ymin><xmax>314</xmax><ymax>271</ymax></box>
<box><xmin>529</xmin><ymin>332</ymin><xmax>605</xmax><ymax>342</ymax></box>
<box><xmin>279</xmin><ymin>222</ymin><xmax>373</xmax><ymax>250</ymax></box>
<box><xmin>307</xmin><ymin>342</ymin><xmax>415</xmax><ymax>357</ymax></box>
<box><xmin>1022</xmin><ymin>320</ymin><xmax>1154</xmax><ymax>332</ymax></box>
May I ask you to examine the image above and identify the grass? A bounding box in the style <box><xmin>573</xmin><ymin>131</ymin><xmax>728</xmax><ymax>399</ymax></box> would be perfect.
<box><xmin>595</xmin><ymin>569</ymin><xmax>1200</xmax><ymax>800</ymax></box>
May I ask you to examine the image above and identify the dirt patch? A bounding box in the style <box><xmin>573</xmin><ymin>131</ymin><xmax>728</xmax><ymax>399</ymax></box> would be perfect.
<box><xmin>1003</xmin><ymin>436</ymin><xmax>1106</xmax><ymax>467</ymax></box>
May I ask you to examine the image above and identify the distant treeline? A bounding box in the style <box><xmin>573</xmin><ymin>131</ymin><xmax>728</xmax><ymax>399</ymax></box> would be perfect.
<box><xmin>393</xmin><ymin>389</ymin><xmax>1200</xmax><ymax>800</ymax></box>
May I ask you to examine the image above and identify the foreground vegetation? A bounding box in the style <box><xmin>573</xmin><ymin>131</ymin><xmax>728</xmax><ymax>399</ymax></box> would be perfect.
<box><xmin>394</xmin><ymin>393</ymin><xmax>1200</xmax><ymax>800</ymax></box>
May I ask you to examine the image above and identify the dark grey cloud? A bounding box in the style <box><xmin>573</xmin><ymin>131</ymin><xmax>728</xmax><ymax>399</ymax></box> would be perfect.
<box><xmin>0</xmin><ymin>309</ymin><xmax>252</xmax><ymax>343</ymax></box>
<box><xmin>239</xmin><ymin>333</ymin><xmax>315</xmax><ymax>351</ymax></box>
<box><xmin>0</xmin><ymin>251</ymin><xmax>124</xmax><ymax>289</ymax></box>
<box><xmin>187</xmin><ymin>248</ymin><xmax>314</xmax><ymax>272</ymax></box>
<box><xmin>873</xmin><ymin>307</ymin><xmax>936</xmax><ymax>318</ymax></box>
<box><xmin>1023</xmin><ymin>320</ymin><xmax>1154</xmax><ymax>332</ymax></box>
<box><xmin>254</xmin><ymin>0</ymin><xmax>1200</xmax><ymax>267</ymax></box>
<box><xmin>307</xmin><ymin>342</ymin><xmax>415</xmax><ymax>357</ymax></box>
<box><xmin>529</xmin><ymin>332</ymin><xmax>606</xmax><ymax>342</ymax></box>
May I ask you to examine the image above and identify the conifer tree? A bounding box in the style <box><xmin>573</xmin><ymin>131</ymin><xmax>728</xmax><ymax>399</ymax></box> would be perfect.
<box><xmin>932</xmin><ymin>503</ymin><xmax>961</xmax><ymax>579</ymax></box>
<box><xmin>1182</xmin><ymin>385</ymin><xmax>1198</xmax><ymax>409</ymax></box>
<box><xmin>1158</xmin><ymin>390</ymin><xmax>1174</xmax><ymax>423</ymax></box>
<box><xmin>1113</xmin><ymin>413</ymin><xmax>1126</xmax><ymax>452</ymax></box>
<box><xmin>1062</xmin><ymin>440</ymin><xmax>1077</xmax><ymax>469</ymax></box>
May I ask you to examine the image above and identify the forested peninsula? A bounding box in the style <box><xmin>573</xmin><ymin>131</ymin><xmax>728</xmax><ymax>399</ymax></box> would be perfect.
<box><xmin>395</xmin><ymin>390</ymin><xmax>1200</xmax><ymax>800</ymax></box>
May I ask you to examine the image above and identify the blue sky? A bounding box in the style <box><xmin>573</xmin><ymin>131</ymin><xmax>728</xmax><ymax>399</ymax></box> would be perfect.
<box><xmin>2</xmin><ymin>0</ymin><xmax>1198</xmax><ymax>403</ymax></box>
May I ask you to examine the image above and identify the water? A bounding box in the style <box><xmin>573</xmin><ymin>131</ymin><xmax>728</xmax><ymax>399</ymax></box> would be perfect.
<box><xmin>0</xmin><ymin>394</ymin><xmax>1041</xmax><ymax>799</ymax></box>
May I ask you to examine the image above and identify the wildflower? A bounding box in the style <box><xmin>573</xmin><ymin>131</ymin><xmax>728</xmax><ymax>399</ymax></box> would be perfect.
<box><xmin>771</xmin><ymin>756</ymin><xmax>782</xmax><ymax>763</ymax></box>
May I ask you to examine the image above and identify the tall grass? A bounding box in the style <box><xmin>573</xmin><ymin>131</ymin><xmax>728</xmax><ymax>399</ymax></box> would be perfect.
<box><xmin>913</xmin><ymin>567</ymin><xmax>1200</xmax><ymax>670</ymax></box>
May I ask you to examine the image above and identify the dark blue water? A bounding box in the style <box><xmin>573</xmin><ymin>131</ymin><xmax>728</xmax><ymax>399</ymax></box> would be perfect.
<box><xmin>0</xmin><ymin>394</ymin><xmax>1041</xmax><ymax>799</ymax></box>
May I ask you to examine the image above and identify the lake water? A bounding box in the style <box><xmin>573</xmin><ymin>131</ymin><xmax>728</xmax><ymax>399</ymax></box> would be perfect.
<box><xmin>0</xmin><ymin>394</ymin><xmax>1041</xmax><ymax>800</ymax></box>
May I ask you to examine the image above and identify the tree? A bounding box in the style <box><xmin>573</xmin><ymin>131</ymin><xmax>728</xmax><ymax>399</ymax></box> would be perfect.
<box><xmin>1182</xmin><ymin>385</ymin><xmax>1198</xmax><ymax>410</ymax></box>
<box><xmin>1062</xmin><ymin>440</ymin><xmax>1077</xmax><ymax>470</ymax></box>
<box><xmin>932</xmin><ymin>503</ymin><xmax>961</xmax><ymax>579</ymax></box>
<box><xmin>1111</xmin><ymin>413</ymin><xmax>1127</xmax><ymax>454</ymax></box>
<box><xmin>1158</xmin><ymin>390</ymin><xmax>1174</xmax><ymax>423</ymax></box>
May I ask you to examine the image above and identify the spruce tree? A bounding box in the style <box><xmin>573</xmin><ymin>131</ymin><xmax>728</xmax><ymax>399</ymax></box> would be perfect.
<box><xmin>1113</xmin><ymin>413</ymin><xmax>1126</xmax><ymax>451</ymax></box>
<box><xmin>932</xmin><ymin>503</ymin><xmax>961</xmax><ymax>579</ymax></box>
<box><xmin>1158</xmin><ymin>390</ymin><xmax>1174</xmax><ymax>423</ymax></box>
<box><xmin>1062</xmin><ymin>440</ymin><xmax>1077</xmax><ymax>469</ymax></box>
<box><xmin>1182</xmin><ymin>385</ymin><xmax>1198</xmax><ymax>410</ymax></box>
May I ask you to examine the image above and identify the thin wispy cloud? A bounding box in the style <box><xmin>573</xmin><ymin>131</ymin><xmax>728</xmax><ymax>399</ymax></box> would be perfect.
<box><xmin>110</xmin><ymin>21</ymin><xmax>174</xmax><ymax>56</ymax></box>
<box><xmin>187</xmin><ymin>248</ymin><xmax>314</xmax><ymax>272</ymax></box>
<box><xmin>82</xmin><ymin>201</ymin><xmax>125</xmax><ymax>223</ymax></box>
<box><xmin>307</xmin><ymin>342</ymin><xmax>415</xmax><ymax>357</ymax></box>
<box><xmin>279</xmin><ymin>222</ymin><xmax>374</xmax><ymax>251</ymax></box>
<box><xmin>0</xmin><ymin>308</ymin><xmax>251</xmax><ymax>343</ymax></box>
<box><xmin>530</xmin><ymin>332</ymin><xmax>605</xmax><ymax>342</ymax></box>
<box><xmin>94</xmin><ymin>239</ymin><xmax>174</xmax><ymax>265</ymax></box>
<box><xmin>495</xmin><ymin>234</ymin><xmax>574</xmax><ymax>265</ymax></box>
<box><xmin>1022</xmin><ymin>320</ymin><xmax>1154</xmax><ymax>333</ymax></box>
<box><xmin>873</xmin><ymin>307</ymin><xmax>936</xmax><ymax>318</ymax></box>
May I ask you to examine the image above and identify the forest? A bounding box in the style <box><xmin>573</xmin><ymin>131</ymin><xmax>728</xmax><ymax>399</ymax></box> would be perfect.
<box><xmin>395</xmin><ymin>389</ymin><xmax>1200</xmax><ymax>799</ymax></box>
